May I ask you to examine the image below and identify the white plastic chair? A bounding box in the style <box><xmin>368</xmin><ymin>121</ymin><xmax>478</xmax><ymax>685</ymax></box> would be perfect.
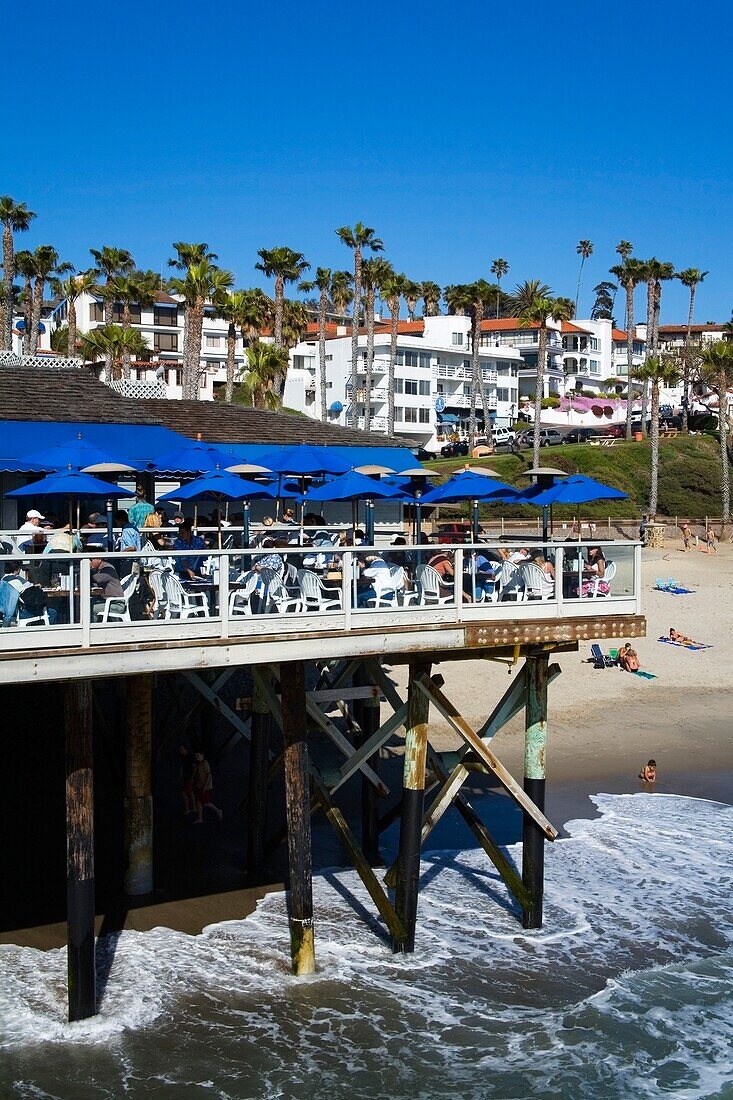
<box><xmin>498</xmin><ymin>560</ymin><xmax>525</xmax><ymax>601</ymax></box>
<box><xmin>229</xmin><ymin>571</ymin><xmax>260</xmax><ymax>617</ymax></box>
<box><xmin>163</xmin><ymin>572</ymin><xmax>210</xmax><ymax>619</ymax></box>
<box><xmin>298</xmin><ymin>568</ymin><xmax>342</xmax><ymax>611</ymax></box>
<box><xmin>589</xmin><ymin>559</ymin><xmax>616</xmax><ymax>598</ymax></box>
<box><xmin>519</xmin><ymin>561</ymin><xmax>555</xmax><ymax>600</ymax></box>
<box><xmin>147</xmin><ymin>569</ymin><xmax>169</xmax><ymax>618</ymax></box>
<box><xmin>415</xmin><ymin>564</ymin><xmax>453</xmax><ymax>606</ymax></box>
<box><xmin>97</xmin><ymin>572</ymin><xmax>138</xmax><ymax>623</ymax></box>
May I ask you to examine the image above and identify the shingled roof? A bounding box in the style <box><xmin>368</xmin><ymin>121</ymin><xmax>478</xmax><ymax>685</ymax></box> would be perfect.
<box><xmin>0</xmin><ymin>365</ymin><xmax>411</xmax><ymax>448</ymax></box>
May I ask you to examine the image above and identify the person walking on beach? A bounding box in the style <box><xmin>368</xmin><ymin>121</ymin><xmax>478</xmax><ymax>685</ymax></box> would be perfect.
<box><xmin>179</xmin><ymin>744</ymin><xmax>196</xmax><ymax>815</ymax></box>
<box><xmin>192</xmin><ymin>751</ymin><xmax>223</xmax><ymax>823</ymax></box>
<box><xmin>680</xmin><ymin>522</ymin><xmax>692</xmax><ymax>551</ymax></box>
<box><xmin>705</xmin><ymin>527</ymin><xmax>717</xmax><ymax>555</ymax></box>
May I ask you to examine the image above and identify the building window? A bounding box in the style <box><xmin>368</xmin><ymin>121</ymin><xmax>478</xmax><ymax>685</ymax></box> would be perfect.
<box><xmin>497</xmin><ymin>387</ymin><xmax>510</xmax><ymax>402</ymax></box>
<box><xmin>154</xmin><ymin>332</ymin><xmax>178</xmax><ymax>352</ymax></box>
<box><xmin>590</xmin><ymin>337</ymin><xmax>600</xmax><ymax>351</ymax></box>
<box><xmin>404</xmin><ymin>408</ymin><xmax>418</xmax><ymax>423</ymax></box>
<box><xmin>394</xmin><ymin>407</ymin><xmax>404</xmax><ymax>422</ymax></box>
<box><xmin>418</xmin><ymin>408</ymin><xmax>430</xmax><ymax>423</ymax></box>
<box><xmin>451</xmin><ymin>332</ymin><xmax>463</xmax><ymax>345</ymax></box>
<box><xmin>405</xmin><ymin>379</ymin><xmax>418</xmax><ymax>395</ymax></box>
<box><xmin>419</xmin><ymin>379</ymin><xmax>431</xmax><ymax>396</ymax></box>
<box><xmin>462</xmin><ymin>383</ymin><xmax>471</xmax><ymax>396</ymax></box>
<box><xmin>205</xmin><ymin>335</ymin><xmax>220</xmax><ymax>348</ymax></box>
<box><xmin>154</xmin><ymin>306</ymin><xmax>178</xmax><ymax>326</ymax></box>
<box><xmin>394</xmin><ymin>378</ymin><xmax>403</xmax><ymax>394</ymax></box>
<box><xmin>111</xmin><ymin>303</ymin><xmax>141</xmax><ymax>324</ymax></box>
<box><xmin>590</xmin><ymin>359</ymin><xmax>600</xmax><ymax>374</ymax></box>
<box><xmin>89</xmin><ymin>302</ymin><xmax>104</xmax><ymax>323</ymax></box>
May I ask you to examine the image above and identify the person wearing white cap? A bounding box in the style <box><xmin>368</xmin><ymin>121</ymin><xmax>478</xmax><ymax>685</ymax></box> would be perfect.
<box><xmin>17</xmin><ymin>510</ymin><xmax>47</xmax><ymax>552</ymax></box>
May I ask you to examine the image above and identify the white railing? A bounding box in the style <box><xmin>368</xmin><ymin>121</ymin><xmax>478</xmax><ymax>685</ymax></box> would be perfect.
<box><xmin>436</xmin><ymin>365</ymin><xmax>498</xmax><ymax>383</ymax></box>
<box><xmin>0</xmin><ymin>351</ymin><xmax>83</xmax><ymax>369</ymax></box>
<box><xmin>0</xmin><ymin>540</ymin><xmax>642</xmax><ymax>657</ymax></box>
<box><xmin>355</xmin><ymin>415</ymin><xmax>388</xmax><ymax>431</ymax></box>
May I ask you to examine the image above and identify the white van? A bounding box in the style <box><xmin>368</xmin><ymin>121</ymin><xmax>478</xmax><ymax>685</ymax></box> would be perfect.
<box><xmin>491</xmin><ymin>426</ymin><xmax>516</xmax><ymax>447</ymax></box>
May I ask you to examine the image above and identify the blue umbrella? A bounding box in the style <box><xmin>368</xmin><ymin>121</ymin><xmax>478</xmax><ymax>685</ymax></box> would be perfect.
<box><xmin>306</xmin><ymin>470</ymin><xmax>405</xmax><ymax>544</ymax></box>
<box><xmin>258</xmin><ymin>445</ymin><xmax>351</xmax><ymax>477</ymax></box>
<box><xmin>27</xmin><ymin>435</ymin><xmax>139</xmax><ymax>473</ymax></box>
<box><xmin>159</xmin><ymin>469</ymin><xmax>279</xmax><ymax>548</ymax></box>
<box><xmin>153</xmin><ymin>440</ymin><xmax>237</xmax><ymax>474</ymax></box>
<box><xmin>519</xmin><ymin>474</ymin><xmax>628</xmax><ymax>506</ymax></box>
<box><xmin>421</xmin><ymin>471</ymin><xmax>520</xmax><ymax>545</ymax></box>
<box><xmin>8</xmin><ymin>469</ymin><xmax>134</xmax><ymax>499</ymax></box>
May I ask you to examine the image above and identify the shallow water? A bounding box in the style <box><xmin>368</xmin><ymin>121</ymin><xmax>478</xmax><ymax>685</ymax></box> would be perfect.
<box><xmin>2</xmin><ymin>793</ymin><xmax>732</xmax><ymax>1099</ymax></box>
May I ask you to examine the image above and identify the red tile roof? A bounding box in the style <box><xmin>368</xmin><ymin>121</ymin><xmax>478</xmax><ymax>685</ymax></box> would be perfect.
<box><xmin>657</xmin><ymin>324</ymin><xmax>725</xmax><ymax>334</ymax></box>
<box><xmin>560</xmin><ymin>322</ymin><xmax>593</xmax><ymax>334</ymax></box>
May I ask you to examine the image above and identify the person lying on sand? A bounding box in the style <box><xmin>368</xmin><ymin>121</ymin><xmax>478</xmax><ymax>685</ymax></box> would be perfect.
<box><xmin>617</xmin><ymin>643</ymin><xmax>640</xmax><ymax>672</ymax></box>
<box><xmin>669</xmin><ymin>627</ymin><xmax>700</xmax><ymax>646</ymax></box>
<box><xmin>639</xmin><ymin>759</ymin><xmax>657</xmax><ymax>783</ymax></box>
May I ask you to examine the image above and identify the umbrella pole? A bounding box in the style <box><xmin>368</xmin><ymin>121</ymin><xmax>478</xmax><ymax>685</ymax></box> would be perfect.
<box><xmin>542</xmin><ymin>505</ymin><xmax>549</xmax><ymax>545</ymax></box>
<box><xmin>242</xmin><ymin>500</ymin><xmax>250</xmax><ymax>572</ymax></box>
<box><xmin>416</xmin><ymin>501</ymin><xmax>423</xmax><ymax>565</ymax></box>
<box><xmin>472</xmin><ymin>499</ymin><xmax>479</xmax><ymax>544</ymax></box>
<box><xmin>194</xmin><ymin>504</ymin><xmax>198</xmax><ymax>534</ymax></box>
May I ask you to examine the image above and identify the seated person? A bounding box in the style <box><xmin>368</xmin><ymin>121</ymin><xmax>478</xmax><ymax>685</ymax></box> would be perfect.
<box><xmin>255</xmin><ymin>539</ymin><xmax>285</xmax><ymax>576</ymax></box>
<box><xmin>282</xmin><ymin>507</ymin><xmax>297</xmax><ymax>526</ymax></box>
<box><xmin>0</xmin><ymin>561</ymin><xmax>57</xmax><ymax>624</ymax></box>
<box><xmin>84</xmin><ymin>512</ymin><xmax>109</xmax><ymax>550</ymax></box>
<box><xmin>617</xmin><ymin>642</ymin><xmax>640</xmax><ymax>671</ymax></box>
<box><xmin>357</xmin><ymin>555</ymin><xmax>391</xmax><ymax>606</ymax></box>
<box><xmin>639</xmin><ymin>759</ymin><xmax>657</xmax><ymax>783</ymax></box>
<box><xmin>464</xmin><ymin>549</ymin><xmax>500</xmax><ymax>600</ymax></box>
<box><xmin>385</xmin><ymin>535</ymin><xmax>414</xmax><ymax>572</ymax></box>
<box><xmin>89</xmin><ymin>557</ymin><xmax>126</xmax><ymax>620</ymax></box>
<box><xmin>16</xmin><ymin>509</ymin><xmax>47</xmax><ymax>552</ymax></box>
<box><xmin>44</xmin><ymin>524</ymin><xmax>83</xmax><ymax>553</ymax></box>
<box><xmin>532</xmin><ymin>551</ymin><xmax>555</xmax><ymax>580</ymax></box>
<box><xmin>173</xmin><ymin>521</ymin><xmax>207</xmax><ymax>580</ymax></box>
<box><xmin>573</xmin><ymin>545</ymin><xmax>609</xmax><ymax>597</ymax></box>
<box><xmin>509</xmin><ymin>547</ymin><xmax>530</xmax><ymax>564</ymax></box>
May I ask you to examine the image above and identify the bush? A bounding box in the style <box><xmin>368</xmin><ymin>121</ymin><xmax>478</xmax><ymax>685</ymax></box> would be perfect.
<box><xmin>541</xmin><ymin>396</ymin><xmax>561</xmax><ymax>409</ymax></box>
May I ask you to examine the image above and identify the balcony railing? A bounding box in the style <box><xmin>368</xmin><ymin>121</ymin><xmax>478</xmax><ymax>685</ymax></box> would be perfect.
<box><xmin>437</xmin><ymin>365</ymin><xmax>498</xmax><ymax>383</ymax></box>
<box><xmin>355</xmin><ymin>415</ymin><xmax>388</xmax><ymax>430</ymax></box>
<box><xmin>0</xmin><ymin>540</ymin><xmax>642</xmax><ymax>663</ymax></box>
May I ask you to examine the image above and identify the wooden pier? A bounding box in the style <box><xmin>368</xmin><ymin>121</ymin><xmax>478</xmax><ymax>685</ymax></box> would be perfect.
<box><xmin>1</xmin><ymin>543</ymin><xmax>645</xmax><ymax>1021</ymax></box>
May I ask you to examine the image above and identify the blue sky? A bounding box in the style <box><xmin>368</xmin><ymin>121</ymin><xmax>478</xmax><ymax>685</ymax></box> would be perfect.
<box><xmin>8</xmin><ymin>0</ymin><xmax>732</xmax><ymax>323</ymax></box>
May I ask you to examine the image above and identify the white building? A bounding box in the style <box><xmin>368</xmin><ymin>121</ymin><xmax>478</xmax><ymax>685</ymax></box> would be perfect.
<box><xmin>50</xmin><ymin>289</ymin><xmax>247</xmax><ymax>399</ymax></box>
<box><xmin>562</xmin><ymin>318</ymin><xmax>646</xmax><ymax>395</ymax></box>
<box><xmin>287</xmin><ymin>314</ymin><xmax>523</xmax><ymax>449</ymax></box>
<box><xmin>479</xmin><ymin>317</ymin><xmax>565</xmax><ymax>400</ymax></box>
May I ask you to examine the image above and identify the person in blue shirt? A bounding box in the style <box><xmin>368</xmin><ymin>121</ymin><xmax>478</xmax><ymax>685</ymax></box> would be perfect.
<box><xmin>127</xmin><ymin>485</ymin><xmax>155</xmax><ymax>529</ymax></box>
<box><xmin>173</xmin><ymin>521</ymin><xmax>206</xmax><ymax>580</ymax></box>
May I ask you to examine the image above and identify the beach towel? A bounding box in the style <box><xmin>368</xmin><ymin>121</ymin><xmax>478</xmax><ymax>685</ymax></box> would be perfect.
<box><xmin>631</xmin><ymin>669</ymin><xmax>657</xmax><ymax>680</ymax></box>
<box><xmin>658</xmin><ymin>636</ymin><xmax>711</xmax><ymax>651</ymax></box>
<box><xmin>654</xmin><ymin>577</ymin><xmax>695</xmax><ymax>595</ymax></box>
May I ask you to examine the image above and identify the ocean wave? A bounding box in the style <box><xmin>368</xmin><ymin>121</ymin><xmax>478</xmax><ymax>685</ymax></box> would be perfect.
<box><xmin>2</xmin><ymin>793</ymin><xmax>732</xmax><ymax>1099</ymax></box>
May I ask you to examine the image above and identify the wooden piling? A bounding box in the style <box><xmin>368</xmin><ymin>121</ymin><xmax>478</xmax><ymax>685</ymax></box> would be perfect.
<box><xmin>248</xmin><ymin>673</ymin><xmax>271</xmax><ymax>883</ymax></box>
<box><xmin>280</xmin><ymin>661</ymin><xmax>316</xmax><ymax>975</ymax></box>
<box><xmin>522</xmin><ymin>653</ymin><xmax>549</xmax><ymax>929</ymax></box>
<box><xmin>124</xmin><ymin>674</ymin><xmax>154</xmax><ymax>896</ymax></box>
<box><xmin>65</xmin><ymin>680</ymin><xmax>96</xmax><ymax>1021</ymax></box>
<box><xmin>353</xmin><ymin>663</ymin><xmax>381</xmax><ymax>865</ymax></box>
<box><xmin>393</xmin><ymin>660</ymin><xmax>431</xmax><ymax>953</ymax></box>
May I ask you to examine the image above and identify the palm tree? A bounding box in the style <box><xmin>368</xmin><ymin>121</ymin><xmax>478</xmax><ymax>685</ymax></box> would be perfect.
<box><xmin>107</xmin><ymin>270</ymin><xmax>160</xmax><ymax>377</ymax></box>
<box><xmin>574</xmin><ymin>240</ymin><xmax>594</xmax><ymax>316</ymax></box>
<box><xmin>698</xmin><ymin>341</ymin><xmax>733</xmax><ymax>525</ymax></box>
<box><xmin>420</xmin><ymin>281</ymin><xmax>442</xmax><ymax>317</ymax></box>
<box><xmin>639</xmin><ymin>259</ymin><xmax>675</xmax><ymax>433</ymax></box>
<box><xmin>299</xmin><ymin>267</ymin><xmax>334</xmax><ymax>420</ymax></box>
<box><xmin>81</xmin><ymin>324</ymin><xmax>151</xmax><ymax>379</ymax></box>
<box><xmin>402</xmin><ymin>280</ymin><xmax>421</xmax><ymax>322</ymax></box>
<box><xmin>361</xmin><ymin>257</ymin><xmax>394</xmax><ymax>430</ymax></box>
<box><xmin>29</xmin><ymin>246</ymin><xmax>71</xmax><ymax>355</ymax></box>
<box><xmin>236</xmin><ymin>343</ymin><xmax>289</xmax><ymax>410</ymax></box>
<box><xmin>255</xmin><ymin>247</ymin><xmax>309</xmax><ymax>350</ymax></box>
<box><xmin>510</xmin><ymin>280</ymin><xmax>552</xmax><ymax>317</ymax></box>
<box><xmin>0</xmin><ymin>196</ymin><xmax>35</xmax><ymax>350</ymax></box>
<box><xmin>381</xmin><ymin>271</ymin><xmax>408</xmax><ymax>437</ymax></box>
<box><xmin>168</xmin><ymin>257</ymin><xmax>233</xmax><ymax>398</ymax></box>
<box><xmin>168</xmin><ymin>242</ymin><xmax>218</xmax><ymax>377</ymax></box>
<box><xmin>281</xmin><ymin>300</ymin><xmax>310</xmax><ymax>353</ymax></box>
<box><xmin>677</xmin><ymin>267</ymin><xmax>709</xmax><ymax>430</ymax></box>
<box><xmin>466</xmin><ymin>280</ymin><xmax>496</xmax><ymax>447</ymax></box>
<box><xmin>490</xmin><ymin>258</ymin><xmax>509</xmax><ymax>318</ymax></box>
<box><xmin>336</xmin><ymin>223</ymin><xmax>384</xmax><ymax>427</ymax></box>
<box><xmin>330</xmin><ymin>270</ymin><xmax>353</xmax><ymax>323</ymax></box>
<box><xmin>609</xmin><ymin>256</ymin><xmax>645</xmax><ymax>438</ymax></box>
<box><xmin>50</xmin><ymin>269</ymin><xmax>96</xmax><ymax>360</ymax></box>
<box><xmin>517</xmin><ymin>294</ymin><xmax>573</xmax><ymax>466</ymax></box>
<box><xmin>443</xmin><ymin>283</ymin><xmax>472</xmax><ymax>316</ymax></box>
<box><xmin>616</xmin><ymin>240</ymin><xmax>634</xmax><ymax>262</ymax></box>
<box><xmin>90</xmin><ymin>246</ymin><xmax>135</xmax><ymax>377</ymax></box>
<box><xmin>236</xmin><ymin>287</ymin><xmax>274</xmax><ymax>347</ymax></box>
<box><xmin>15</xmin><ymin>250</ymin><xmax>35</xmax><ymax>354</ymax></box>
<box><xmin>633</xmin><ymin>355</ymin><xmax>681</xmax><ymax>518</ymax></box>
<box><xmin>218</xmin><ymin>289</ymin><xmax>247</xmax><ymax>404</ymax></box>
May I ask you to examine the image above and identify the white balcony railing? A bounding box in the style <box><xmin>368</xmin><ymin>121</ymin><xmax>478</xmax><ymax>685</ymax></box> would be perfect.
<box><xmin>0</xmin><ymin>540</ymin><xmax>642</xmax><ymax>668</ymax></box>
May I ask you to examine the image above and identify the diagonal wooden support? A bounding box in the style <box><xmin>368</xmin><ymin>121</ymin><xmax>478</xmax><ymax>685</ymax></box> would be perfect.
<box><xmin>263</xmin><ymin>664</ymin><xmax>388</xmax><ymax>797</ymax></box>
<box><xmin>328</xmin><ymin>705</ymin><xmax>407</xmax><ymax>794</ymax></box>
<box><xmin>182</xmin><ymin>670</ymin><xmax>252</xmax><ymax>763</ymax></box>
<box><xmin>414</xmin><ymin>674</ymin><xmax>558</xmax><ymax>841</ymax></box>
<box><xmin>256</xmin><ymin>666</ymin><xmax>406</xmax><ymax>943</ymax></box>
<box><xmin>418</xmin><ymin>664</ymin><xmax>562</xmax><ymax>847</ymax></box>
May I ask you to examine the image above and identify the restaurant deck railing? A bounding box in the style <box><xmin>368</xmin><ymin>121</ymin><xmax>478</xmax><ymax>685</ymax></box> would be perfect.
<box><xmin>0</xmin><ymin>539</ymin><xmax>643</xmax><ymax>655</ymax></box>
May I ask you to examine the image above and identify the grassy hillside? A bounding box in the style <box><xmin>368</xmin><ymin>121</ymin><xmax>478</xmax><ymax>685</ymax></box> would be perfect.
<box><xmin>422</xmin><ymin>435</ymin><xmax>726</xmax><ymax>521</ymax></box>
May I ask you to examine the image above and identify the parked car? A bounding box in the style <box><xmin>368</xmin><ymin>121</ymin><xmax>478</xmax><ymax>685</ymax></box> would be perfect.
<box><xmin>491</xmin><ymin>425</ymin><xmax>516</xmax><ymax>447</ymax></box>
<box><xmin>602</xmin><ymin>424</ymin><xmax>626</xmax><ymax>438</ymax></box>
<box><xmin>513</xmin><ymin>429</ymin><xmax>533</xmax><ymax>449</ymax></box>
<box><xmin>562</xmin><ymin>428</ymin><xmax>602</xmax><ymax>444</ymax></box>
<box><xmin>435</xmin><ymin>521</ymin><xmax>486</xmax><ymax>544</ymax></box>
<box><xmin>440</xmin><ymin>440</ymin><xmax>469</xmax><ymax>458</ymax></box>
<box><xmin>537</xmin><ymin>428</ymin><xmax>563</xmax><ymax>447</ymax></box>
<box><xmin>413</xmin><ymin>447</ymin><xmax>436</xmax><ymax>462</ymax></box>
